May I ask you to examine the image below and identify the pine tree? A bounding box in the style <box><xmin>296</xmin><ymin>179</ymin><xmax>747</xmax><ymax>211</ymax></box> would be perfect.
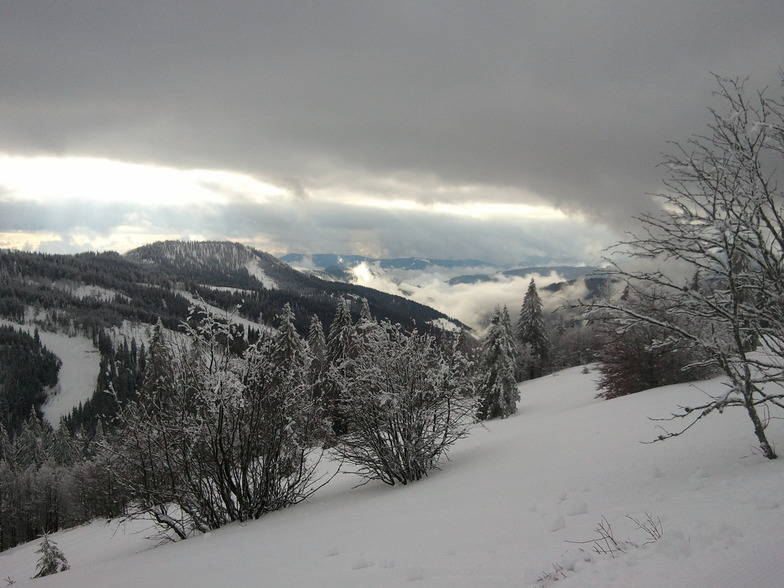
<box><xmin>15</xmin><ymin>407</ymin><xmax>45</xmax><ymax>468</ymax></box>
<box><xmin>0</xmin><ymin>423</ymin><xmax>15</xmax><ymax>468</ymax></box>
<box><xmin>139</xmin><ymin>319</ymin><xmax>176</xmax><ymax>408</ymax></box>
<box><xmin>270</xmin><ymin>304</ymin><xmax>307</xmax><ymax>371</ymax></box>
<box><xmin>477</xmin><ymin>307</ymin><xmax>519</xmax><ymax>420</ymax></box>
<box><xmin>269</xmin><ymin>304</ymin><xmax>310</xmax><ymax>404</ymax></box>
<box><xmin>50</xmin><ymin>418</ymin><xmax>79</xmax><ymax>467</ymax></box>
<box><xmin>518</xmin><ymin>278</ymin><xmax>550</xmax><ymax>379</ymax></box>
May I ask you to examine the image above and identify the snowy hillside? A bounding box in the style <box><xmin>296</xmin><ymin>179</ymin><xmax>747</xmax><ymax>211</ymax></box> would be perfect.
<box><xmin>0</xmin><ymin>319</ymin><xmax>100</xmax><ymax>425</ymax></box>
<box><xmin>2</xmin><ymin>367</ymin><xmax>783</xmax><ymax>587</ymax></box>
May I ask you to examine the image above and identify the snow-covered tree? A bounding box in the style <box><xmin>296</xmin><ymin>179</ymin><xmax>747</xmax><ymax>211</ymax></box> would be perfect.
<box><xmin>327</xmin><ymin>298</ymin><xmax>358</xmax><ymax>366</ymax></box>
<box><xmin>33</xmin><ymin>533</ymin><xmax>69</xmax><ymax>578</ymax></box>
<box><xmin>324</xmin><ymin>298</ymin><xmax>358</xmax><ymax>436</ymax></box>
<box><xmin>269</xmin><ymin>303</ymin><xmax>307</xmax><ymax>375</ymax></box>
<box><xmin>307</xmin><ymin>314</ymin><xmax>328</xmax><ymax>401</ymax></box>
<box><xmin>518</xmin><ymin>278</ymin><xmax>550</xmax><ymax>378</ymax></box>
<box><xmin>14</xmin><ymin>408</ymin><xmax>48</xmax><ymax>469</ymax></box>
<box><xmin>584</xmin><ymin>75</ymin><xmax>784</xmax><ymax>459</ymax></box>
<box><xmin>50</xmin><ymin>418</ymin><xmax>79</xmax><ymax>467</ymax></box>
<box><xmin>353</xmin><ymin>298</ymin><xmax>384</xmax><ymax>350</ymax></box>
<box><xmin>477</xmin><ymin>307</ymin><xmax>520</xmax><ymax>420</ymax></box>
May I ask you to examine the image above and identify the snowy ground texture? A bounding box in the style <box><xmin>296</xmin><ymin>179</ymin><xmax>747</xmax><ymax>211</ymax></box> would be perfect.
<box><xmin>2</xmin><ymin>366</ymin><xmax>783</xmax><ymax>587</ymax></box>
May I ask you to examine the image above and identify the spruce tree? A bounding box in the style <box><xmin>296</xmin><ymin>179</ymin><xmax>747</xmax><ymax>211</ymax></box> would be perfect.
<box><xmin>270</xmin><ymin>303</ymin><xmax>307</xmax><ymax>371</ymax></box>
<box><xmin>353</xmin><ymin>298</ymin><xmax>384</xmax><ymax>350</ymax></box>
<box><xmin>518</xmin><ymin>278</ymin><xmax>550</xmax><ymax>378</ymax></box>
<box><xmin>325</xmin><ymin>298</ymin><xmax>357</xmax><ymax>435</ymax></box>
<box><xmin>477</xmin><ymin>307</ymin><xmax>519</xmax><ymax>420</ymax></box>
<box><xmin>0</xmin><ymin>423</ymin><xmax>15</xmax><ymax>468</ymax></box>
<box><xmin>326</xmin><ymin>298</ymin><xmax>357</xmax><ymax>366</ymax></box>
<box><xmin>33</xmin><ymin>533</ymin><xmax>70</xmax><ymax>578</ymax></box>
<box><xmin>307</xmin><ymin>315</ymin><xmax>328</xmax><ymax>400</ymax></box>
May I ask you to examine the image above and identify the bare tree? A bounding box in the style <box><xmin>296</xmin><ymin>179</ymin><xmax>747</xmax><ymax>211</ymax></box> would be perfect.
<box><xmin>585</xmin><ymin>75</ymin><xmax>784</xmax><ymax>459</ymax></box>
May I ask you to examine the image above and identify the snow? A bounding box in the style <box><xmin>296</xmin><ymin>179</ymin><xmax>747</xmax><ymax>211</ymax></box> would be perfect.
<box><xmin>0</xmin><ymin>319</ymin><xmax>100</xmax><ymax>425</ymax></box>
<box><xmin>175</xmin><ymin>290</ymin><xmax>273</xmax><ymax>335</ymax></box>
<box><xmin>426</xmin><ymin>317</ymin><xmax>462</xmax><ymax>332</ymax></box>
<box><xmin>2</xmin><ymin>366</ymin><xmax>784</xmax><ymax>587</ymax></box>
<box><xmin>63</xmin><ymin>284</ymin><xmax>119</xmax><ymax>303</ymax></box>
<box><xmin>244</xmin><ymin>259</ymin><xmax>278</xmax><ymax>290</ymax></box>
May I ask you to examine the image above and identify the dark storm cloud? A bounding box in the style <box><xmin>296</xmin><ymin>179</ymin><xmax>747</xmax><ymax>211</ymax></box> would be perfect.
<box><xmin>1</xmin><ymin>1</ymin><xmax>783</xmax><ymax>253</ymax></box>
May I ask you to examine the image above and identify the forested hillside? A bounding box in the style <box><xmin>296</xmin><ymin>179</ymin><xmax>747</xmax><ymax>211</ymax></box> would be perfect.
<box><xmin>0</xmin><ymin>241</ymin><xmax>473</xmax><ymax>552</ymax></box>
<box><xmin>0</xmin><ymin>241</ymin><xmax>464</xmax><ymax>430</ymax></box>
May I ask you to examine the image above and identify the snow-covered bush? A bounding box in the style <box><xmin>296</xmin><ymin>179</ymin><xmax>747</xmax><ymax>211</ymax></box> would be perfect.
<box><xmin>332</xmin><ymin>321</ymin><xmax>475</xmax><ymax>485</ymax></box>
<box><xmin>595</xmin><ymin>288</ymin><xmax>716</xmax><ymax>399</ymax></box>
<box><xmin>113</xmin><ymin>304</ymin><xmax>329</xmax><ymax>538</ymax></box>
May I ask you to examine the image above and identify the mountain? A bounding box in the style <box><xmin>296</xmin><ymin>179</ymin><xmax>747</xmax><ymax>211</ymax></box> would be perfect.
<box><xmin>281</xmin><ymin>253</ymin><xmax>600</xmax><ymax>282</ymax></box>
<box><xmin>279</xmin><ymin>253</ymin><xmax>490</xmax><ymax>271</ymax></box>
<box><xmin>124</xmin><ymin>241</ymin><xmax>466</xmax><ymax>331</ymax></box>
<box><xmin>0</xmin><ymin>241</ymin><xmax>464</xmax><ymax>335</ymax></box>
<box><xmin>2</xmin><ymin>366</ymin><xmax>782</xmax><ymax>587</ymax></box>
<box><xmin>0</xmin><ymin>241</ymin><xmax>466</xmax><ymax>436</ymax></box>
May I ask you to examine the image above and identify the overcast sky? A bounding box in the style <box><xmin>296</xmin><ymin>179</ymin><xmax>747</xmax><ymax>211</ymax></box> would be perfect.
<box><xmin>1</xmin><ymin>1</ymin><xmax>782</xmax><ymax>266</ymax></box>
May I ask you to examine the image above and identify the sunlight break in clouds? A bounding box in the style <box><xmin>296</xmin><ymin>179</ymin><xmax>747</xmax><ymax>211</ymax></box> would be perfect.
<box><xmin>0</xmin><ymin>154</ymin><xmax>596</xmax><ymax>260</ymax></box>
<box><xmin>0</xmin><ymin>155</ymin><xmax>286</xmax><ymax>207</ymax></box>
<box><xmin>327</xmin><ymin>196</ymin><xmax>569</xmax><ymax>221</ymax></box>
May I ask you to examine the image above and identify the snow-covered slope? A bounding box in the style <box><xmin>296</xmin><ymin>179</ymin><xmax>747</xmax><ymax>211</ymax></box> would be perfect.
<box><xmin>2</xmin><ymin>367</ymin><xmax>783</xmax><ymax>587</ymax></box>
<box><xmin>0</xmin><ymin>319</ymin><xmax>100</xmax><ymax>424</ymax></box>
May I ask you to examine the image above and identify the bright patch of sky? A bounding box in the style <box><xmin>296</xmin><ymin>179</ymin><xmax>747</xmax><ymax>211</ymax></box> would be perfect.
<box><xmin>0</xmin><ymin>155</ymin><xmax>285</xmax><ymax>207</ymax></box>
<box><xmin>0</xmin><ymin>154</ymin><xmax>592</xmax><ymax>263</ymax></box>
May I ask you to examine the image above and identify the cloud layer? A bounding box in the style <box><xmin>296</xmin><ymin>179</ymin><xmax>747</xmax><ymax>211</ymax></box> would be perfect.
<box><xmin>346</xmin><ymin>262</ymin><xmax>592</xmax><ymax>332</ymax></box>
<box><xmin>1</xmin><ymin>1</ymin><xmax>783</xmax><ymax>261</ymax></box>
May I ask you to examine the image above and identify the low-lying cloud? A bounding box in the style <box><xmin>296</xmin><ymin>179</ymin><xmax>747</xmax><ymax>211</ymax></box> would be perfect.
<box><xmin>348</xmin><ymin>262</ymin><xmax>591</xmax><ymax>332</ymax></box>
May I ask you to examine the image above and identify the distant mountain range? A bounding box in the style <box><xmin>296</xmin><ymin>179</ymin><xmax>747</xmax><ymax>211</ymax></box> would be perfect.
<box><xmin>280</xmin><ymin>252</ymin><xmax>600</xmax><ymax>283</ymax></box>
<box><xmin>279</xmin><ymin>252</ymin><xmax>610</xmax><ymax>330</ymax></box>
<box><xmin>279</xmin><ymin>253</ymin><xmax>492</xmax><ymax>281</ymax></box>
<box><xmin>0</xmin><ymin>240</ymin><xmax>609</xmax><ymax>339</ymax></box>
<box><xmin>449</xmin><ymin>266</ymin><xmax>602</xmax><ymax>286</ymax></box>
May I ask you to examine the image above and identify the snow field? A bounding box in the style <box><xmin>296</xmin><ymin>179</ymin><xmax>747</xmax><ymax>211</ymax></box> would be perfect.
<box><xmin>1</xmin><ymin>365</ymin><xmax>783</xmax><ymax>587</ymax></box>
